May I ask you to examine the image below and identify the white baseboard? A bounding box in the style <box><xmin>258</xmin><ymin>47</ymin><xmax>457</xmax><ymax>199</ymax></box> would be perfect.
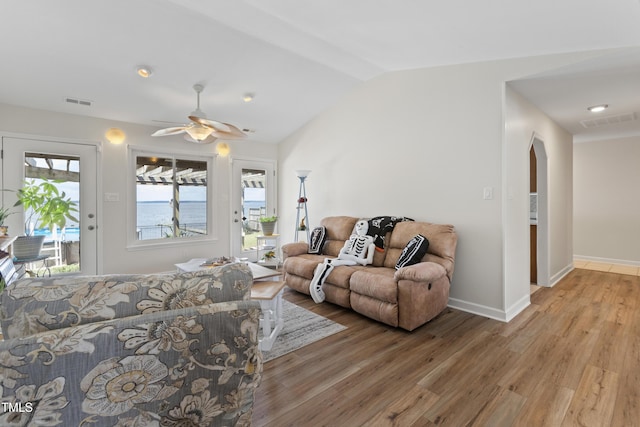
<box><xmin>574</xmin><ymin>255</ymin><xmax>640</xmax><ymax>267</ymax></box>
<box><xmin>549</xmin><ymin>263</ymin><xmax>574</xmax><ymax>287</ymax></box>
<box><xmin>448</xmin><ymin>262</ymin><xmax>575</xmax><ymax>323</ymax></box>
<box><xmin>505</xmin><ymin>294</ymin><xmax>531</xmax><ymax>322</ymax></box>
<box><xmin>448</xmin><ymin>298</ymin><xmax>509</xmax><ymax>322</ymax></box>
<box><xmin>449</xmin><ymin>294</ymin><xmax>532</xmax><ymax>323</ymax></box>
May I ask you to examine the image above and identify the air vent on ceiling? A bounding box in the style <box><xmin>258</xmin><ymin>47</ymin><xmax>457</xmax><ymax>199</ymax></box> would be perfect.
<box><xmin>65</xmin><ymin>97</ymin><xmax>92</xmax><ymax>107</ymax></box>
<box><xmin>580</xmin><ymin>112</ymin><xmax>637</xmax><ymax>129</ymax></box>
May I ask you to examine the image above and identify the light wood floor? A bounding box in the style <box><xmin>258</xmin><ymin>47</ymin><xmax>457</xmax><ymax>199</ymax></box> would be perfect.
<box><xmin>253</xmin><ymin>268</ymin><xmax>640</xmax><ymax>426</ymax></box>
<box><xmin>574</xmin><ymin>259</ymin><xmax>640</xmax><ymax>277</ymax></box>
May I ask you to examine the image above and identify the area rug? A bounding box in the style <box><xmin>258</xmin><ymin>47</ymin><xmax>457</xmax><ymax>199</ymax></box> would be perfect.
<box><xmin>260</xmin><ymin>299</ymin><xmax>347</xmax><ymax>362</ymax></box>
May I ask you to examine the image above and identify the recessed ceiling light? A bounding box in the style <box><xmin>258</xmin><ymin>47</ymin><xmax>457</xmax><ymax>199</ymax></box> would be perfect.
<box><xmin>136</xmin><ymin>65</ymin><xmax>153</xmax><ymax>78</ymax></box>
<box><xmin>243</xmin><ymin>93</ymin><xmax>254</xmax><ymax>103</ymax></box>
<box><xmin>587</xmin><ymin>104</ymin><xmax>608</xmax><ymax>113</ymax></box>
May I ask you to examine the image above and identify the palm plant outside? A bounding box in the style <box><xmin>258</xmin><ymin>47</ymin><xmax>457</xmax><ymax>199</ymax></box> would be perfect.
<box><xmin>14</xmin><ymin>178</ymin><xmax>79</xmax><ymax>235</ymax></box>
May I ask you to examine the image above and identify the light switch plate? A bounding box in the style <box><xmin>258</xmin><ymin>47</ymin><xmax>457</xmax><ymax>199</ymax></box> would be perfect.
<box><xmin>483</xmin><ymin>187</ymin><xmax>493</xmax><ymax>200</ymax></box>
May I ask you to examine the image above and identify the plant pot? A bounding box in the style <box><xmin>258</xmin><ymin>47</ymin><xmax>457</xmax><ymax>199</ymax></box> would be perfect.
<box><xmin>0</xmin><ymin>225</ymin><xmax>8</xmax><ymax>237</ymax></box>
<box><xmin>13</xmin><ymin>235</ymin><xmax>46</xmax><ymax>260</ymax></box>
<box><xmin>260</xmin><ymin>221</ymin><xmax>277</xmax><ymax>236</ymax></box>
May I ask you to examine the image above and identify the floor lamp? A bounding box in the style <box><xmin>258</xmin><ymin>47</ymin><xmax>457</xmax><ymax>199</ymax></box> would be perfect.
<box><xmin>295</xmin><ymin>170</ymin><xmax>311</xmax><ymax>242</ymax></box>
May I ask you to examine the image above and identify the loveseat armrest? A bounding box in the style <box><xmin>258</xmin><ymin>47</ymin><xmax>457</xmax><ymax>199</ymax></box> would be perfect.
<box><xmin>396</xmin><ymin>264</ymin><xmax>451</xmax><ymax>331</ymax></box>
<box><xmin>282</xmin><ymin>242</ymin><xmax>309</xmax><ymax>259</ymax></box>
<box><xmin>394</xmin><ymin>261</ymin><xmax>447</xmax><ymax>283</ymax></box>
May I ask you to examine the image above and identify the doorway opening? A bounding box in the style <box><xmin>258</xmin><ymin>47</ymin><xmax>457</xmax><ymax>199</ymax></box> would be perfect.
<box><xmin>230</xmin><ymin>159</ymin><xmax>276</xmax><ymax>260</ymax></box>
<box><xmin>529</xmin><ymin>136</ymin><xmax>549</xmax><ymax>287</ymax></box>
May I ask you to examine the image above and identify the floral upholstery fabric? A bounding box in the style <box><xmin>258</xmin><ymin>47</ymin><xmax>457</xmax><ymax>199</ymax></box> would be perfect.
<box><xmin>0</xmin><ymin>263</ymin><xmax>262</xmax><ymax>426</ymax></box>
<box><xmin>0</xmin><ymin>262</ymin><xmax>252</xmax><ymax>339</ymax></box>
<box><xmin>0</xmin><ymin>302</ymin><xmax>262</xmax><ymax>426</ymax></box>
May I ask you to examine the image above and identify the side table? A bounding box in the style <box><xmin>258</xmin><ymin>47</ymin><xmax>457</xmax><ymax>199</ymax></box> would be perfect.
<box><xmin>250</xmin><ymin>280</ymin><xmax>285</xmax><ymax>351</ymax></box>
<box><xmin>256</xmin><ymin>234</ymin><xmax>281</xmax><ymax>267</ymax></box>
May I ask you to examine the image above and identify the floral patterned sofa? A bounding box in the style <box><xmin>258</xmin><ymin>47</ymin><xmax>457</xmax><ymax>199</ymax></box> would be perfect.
<box><xmin>0</xmin><ymin>263</ymin><xmax>262</xmax><ymax>426</ymax></box>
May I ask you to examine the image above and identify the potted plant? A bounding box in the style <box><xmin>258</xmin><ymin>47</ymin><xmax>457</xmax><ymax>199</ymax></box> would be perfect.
<box><xmin>12</xmin><ymin>178</ymin><xmax>79</xmax><ymax>259</ymax></box>
<box><xmin>0</xmin><ymin>207</ymin><xmax>13</xmax><ymax>237</ymax></box>
<box><xmin>259</xmin><ymin>215</ymin><xmax>278</xmax><ymax>236</ymax></box>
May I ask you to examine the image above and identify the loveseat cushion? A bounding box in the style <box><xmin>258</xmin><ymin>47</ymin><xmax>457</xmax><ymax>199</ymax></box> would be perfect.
<box><xmin>350</xmin><ymin>267</ymin><xmax>398</xmax><ymax>304</ymax></box>
<box><xmin>283</xmin><ymin>254</ymin><xmax>327</xmax><ymax>278</ymax></box>
<box><xmin>383</xmin><ymin>222</ymin><xmax>457</xmax><ymax>279</ymax></box>
<box><xmin>320</xmin><ymin>216</ymin><xmax>359</xmax><ymax>257</ymax></box>
<box><xmin>283</xmin><ymin>255</ymin><xmax>361</xmax><ymax>290</ymax></box>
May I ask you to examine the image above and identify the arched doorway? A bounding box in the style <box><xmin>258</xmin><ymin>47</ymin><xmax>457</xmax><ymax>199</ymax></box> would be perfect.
<box><xmin>530</xmin><ymin>136</ymin><xmax>550</xmax><ymax>286</ymax></box>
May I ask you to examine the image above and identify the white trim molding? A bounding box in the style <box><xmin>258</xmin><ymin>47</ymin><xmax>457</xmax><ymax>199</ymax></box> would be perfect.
<box><xmin>574</xmin><ymin>255</ymin><xmax>640</xmax><ymax>267</ymax></box>
<box><xmin>448</xmin><ymin>298</ymin><xmax>510</xmax><ymax>322</ymax></box>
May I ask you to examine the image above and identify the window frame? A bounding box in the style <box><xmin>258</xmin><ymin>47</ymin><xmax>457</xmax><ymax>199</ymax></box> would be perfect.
<box><xmin>127</xmin><ymin>146</ymin><xmax>217</xmax><ymax>250</ymax></box>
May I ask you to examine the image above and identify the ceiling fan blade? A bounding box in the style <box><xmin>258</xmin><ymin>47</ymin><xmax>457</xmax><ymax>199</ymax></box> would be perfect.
<box><xmin>189</xmin><ymin>116</ymin><xmax>231</xmax><ymax>133</ymax></box>
<box><xmin>210</xmin><ymin>123</ymin><xmax>247</xmax><ymax>140</ymax></box>
<box><xmin>152</xmin><ymin>126</ymin><xmax>187</xmax><ymax>136</ymax></box>
<box><xmin>183</xmin><ymin>134</ymin><xmax>217</xmax><ymax>144</ymax></box>
<box><xmin>210</xmin><ymin>131</ymin><xmax>245</xmax><ymax>140</ymax></box>
<box><xmin>222</xmin><ymin>123</ymin><xmax>246</xmax><ymax>137</ymax></box>
<box><xmin>152</xmin><ymin>119</ymin><xmax>185</xmax><ymax>125</ymax></box>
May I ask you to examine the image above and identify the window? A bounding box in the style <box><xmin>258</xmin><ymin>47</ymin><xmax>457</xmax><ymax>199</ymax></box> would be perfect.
<box><xmin>132</xmin><ymin>151</ymin><xmax>212</xmax><ymax>242</ymax></box>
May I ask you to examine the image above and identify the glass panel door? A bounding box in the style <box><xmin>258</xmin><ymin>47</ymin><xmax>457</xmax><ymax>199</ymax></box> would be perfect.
<box><xmin>2</xmin><ymin>137</ymin><xmax>98</xmax><ymax>275</ymax></box>
<box><xmin>241</xmin><ymin>168</ymin><xmax>267</xmax><ymax>252</ymax></box>
<box><xmin>23</xmin><ymin>152</ymin><xmax>80</xmax><ymax>274</ymax></box>
<box><xmin>231</xmin><ymin>159</ymin><xmax>275</xmax><ymax>261</ymax></box>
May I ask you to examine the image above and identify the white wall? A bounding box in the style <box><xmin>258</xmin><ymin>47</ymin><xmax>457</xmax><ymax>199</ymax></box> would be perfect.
<box><xmin>504</xmin><ymin>86</ymin><xmax>574</xmax><ymax>318</ymax></box>
<box><xmin>279</xmin><ymin>51</ymin><xmax>600</xmax><ymax>320</ymax></box>
<box><xmin>574</xmin><ymin>136</ymin><xmax>640</xmax><ymax>265</ymax></box>
<box><xmin>0</xmin><ymin>103</ymin><xmax>278</xmax><ymax>273</ymax></box>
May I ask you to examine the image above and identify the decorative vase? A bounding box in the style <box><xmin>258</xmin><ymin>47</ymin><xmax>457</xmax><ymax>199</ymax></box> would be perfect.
<box><xmin>13</xmin><ymin>235</ymin><xmax>46</xmax><ymax>260</ymax></box>
<box><xmin>0</xmin><ymin>225</ymin><xmax>8</xmax><ymax>237</ymax></box>
<box><xmin>260</xmin><ymin>221</ymin><xmax>277</xmax><ymax>236</ymax></box>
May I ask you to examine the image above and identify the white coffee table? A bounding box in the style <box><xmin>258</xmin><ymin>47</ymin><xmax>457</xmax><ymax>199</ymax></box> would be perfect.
<box><xmin>175</xmin><ymin>258</ymin><xmax>284</xmax><ymax>351</ymax></box>
<box><xmin>175</xmin><ymin>258</ymin><xmax>280</xmax><ymax>280</ymax></box>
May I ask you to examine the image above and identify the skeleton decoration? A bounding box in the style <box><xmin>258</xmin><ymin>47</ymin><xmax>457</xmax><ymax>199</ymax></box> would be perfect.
<box><xmin>309</xmin><ymin>220</ymin><xmax>375</xmax><ymax>303</ymax></box>
<box><xmin>367</xmin><ymin>216</ymin><xmax>414</xmax><ymax>250</ymax></box>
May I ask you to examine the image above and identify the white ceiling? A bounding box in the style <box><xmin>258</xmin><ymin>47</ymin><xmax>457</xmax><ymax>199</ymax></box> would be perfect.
<box><xmin>1</xmin><ymin>0</ymin><xmax>640</xmax><ymax>144</ymax></box>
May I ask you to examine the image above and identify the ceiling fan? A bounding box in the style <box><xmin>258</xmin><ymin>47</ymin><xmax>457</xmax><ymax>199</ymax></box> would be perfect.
<box><xmin>151</xmin><ymin>84</ymin><xmax>246</xmax><ymax>144</ymax></box>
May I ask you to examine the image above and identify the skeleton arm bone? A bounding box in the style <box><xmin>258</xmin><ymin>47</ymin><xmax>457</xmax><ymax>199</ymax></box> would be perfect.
<box><xmin>338</xmin><ymin>242</ymin><xmax>376</xmax><ymax>265</ymax></box>
<box><xmin>362</xmin><ymin>243</ymin><xmax>375</xmax><ymax>265</ymax></box>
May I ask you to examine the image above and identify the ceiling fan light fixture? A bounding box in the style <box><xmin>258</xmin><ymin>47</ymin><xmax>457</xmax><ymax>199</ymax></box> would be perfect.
<box><xmin>587</xmin><ymin>104</ymin><xmax>608</xmax><ymax>113</ymax></box>
<box><xmin>185</xmin><ymin>124</ymin><xmax>213</xmax><ymax>141</ymax></box>
<box><xmin>151</xmin><ymin>84</ymin><xmax>246</xmax><ymax>143</ymax></box>
<box><xmin>136</xmin><ymin>65</ymin><xmax>153</xmax><ymax>78</ymax></box>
